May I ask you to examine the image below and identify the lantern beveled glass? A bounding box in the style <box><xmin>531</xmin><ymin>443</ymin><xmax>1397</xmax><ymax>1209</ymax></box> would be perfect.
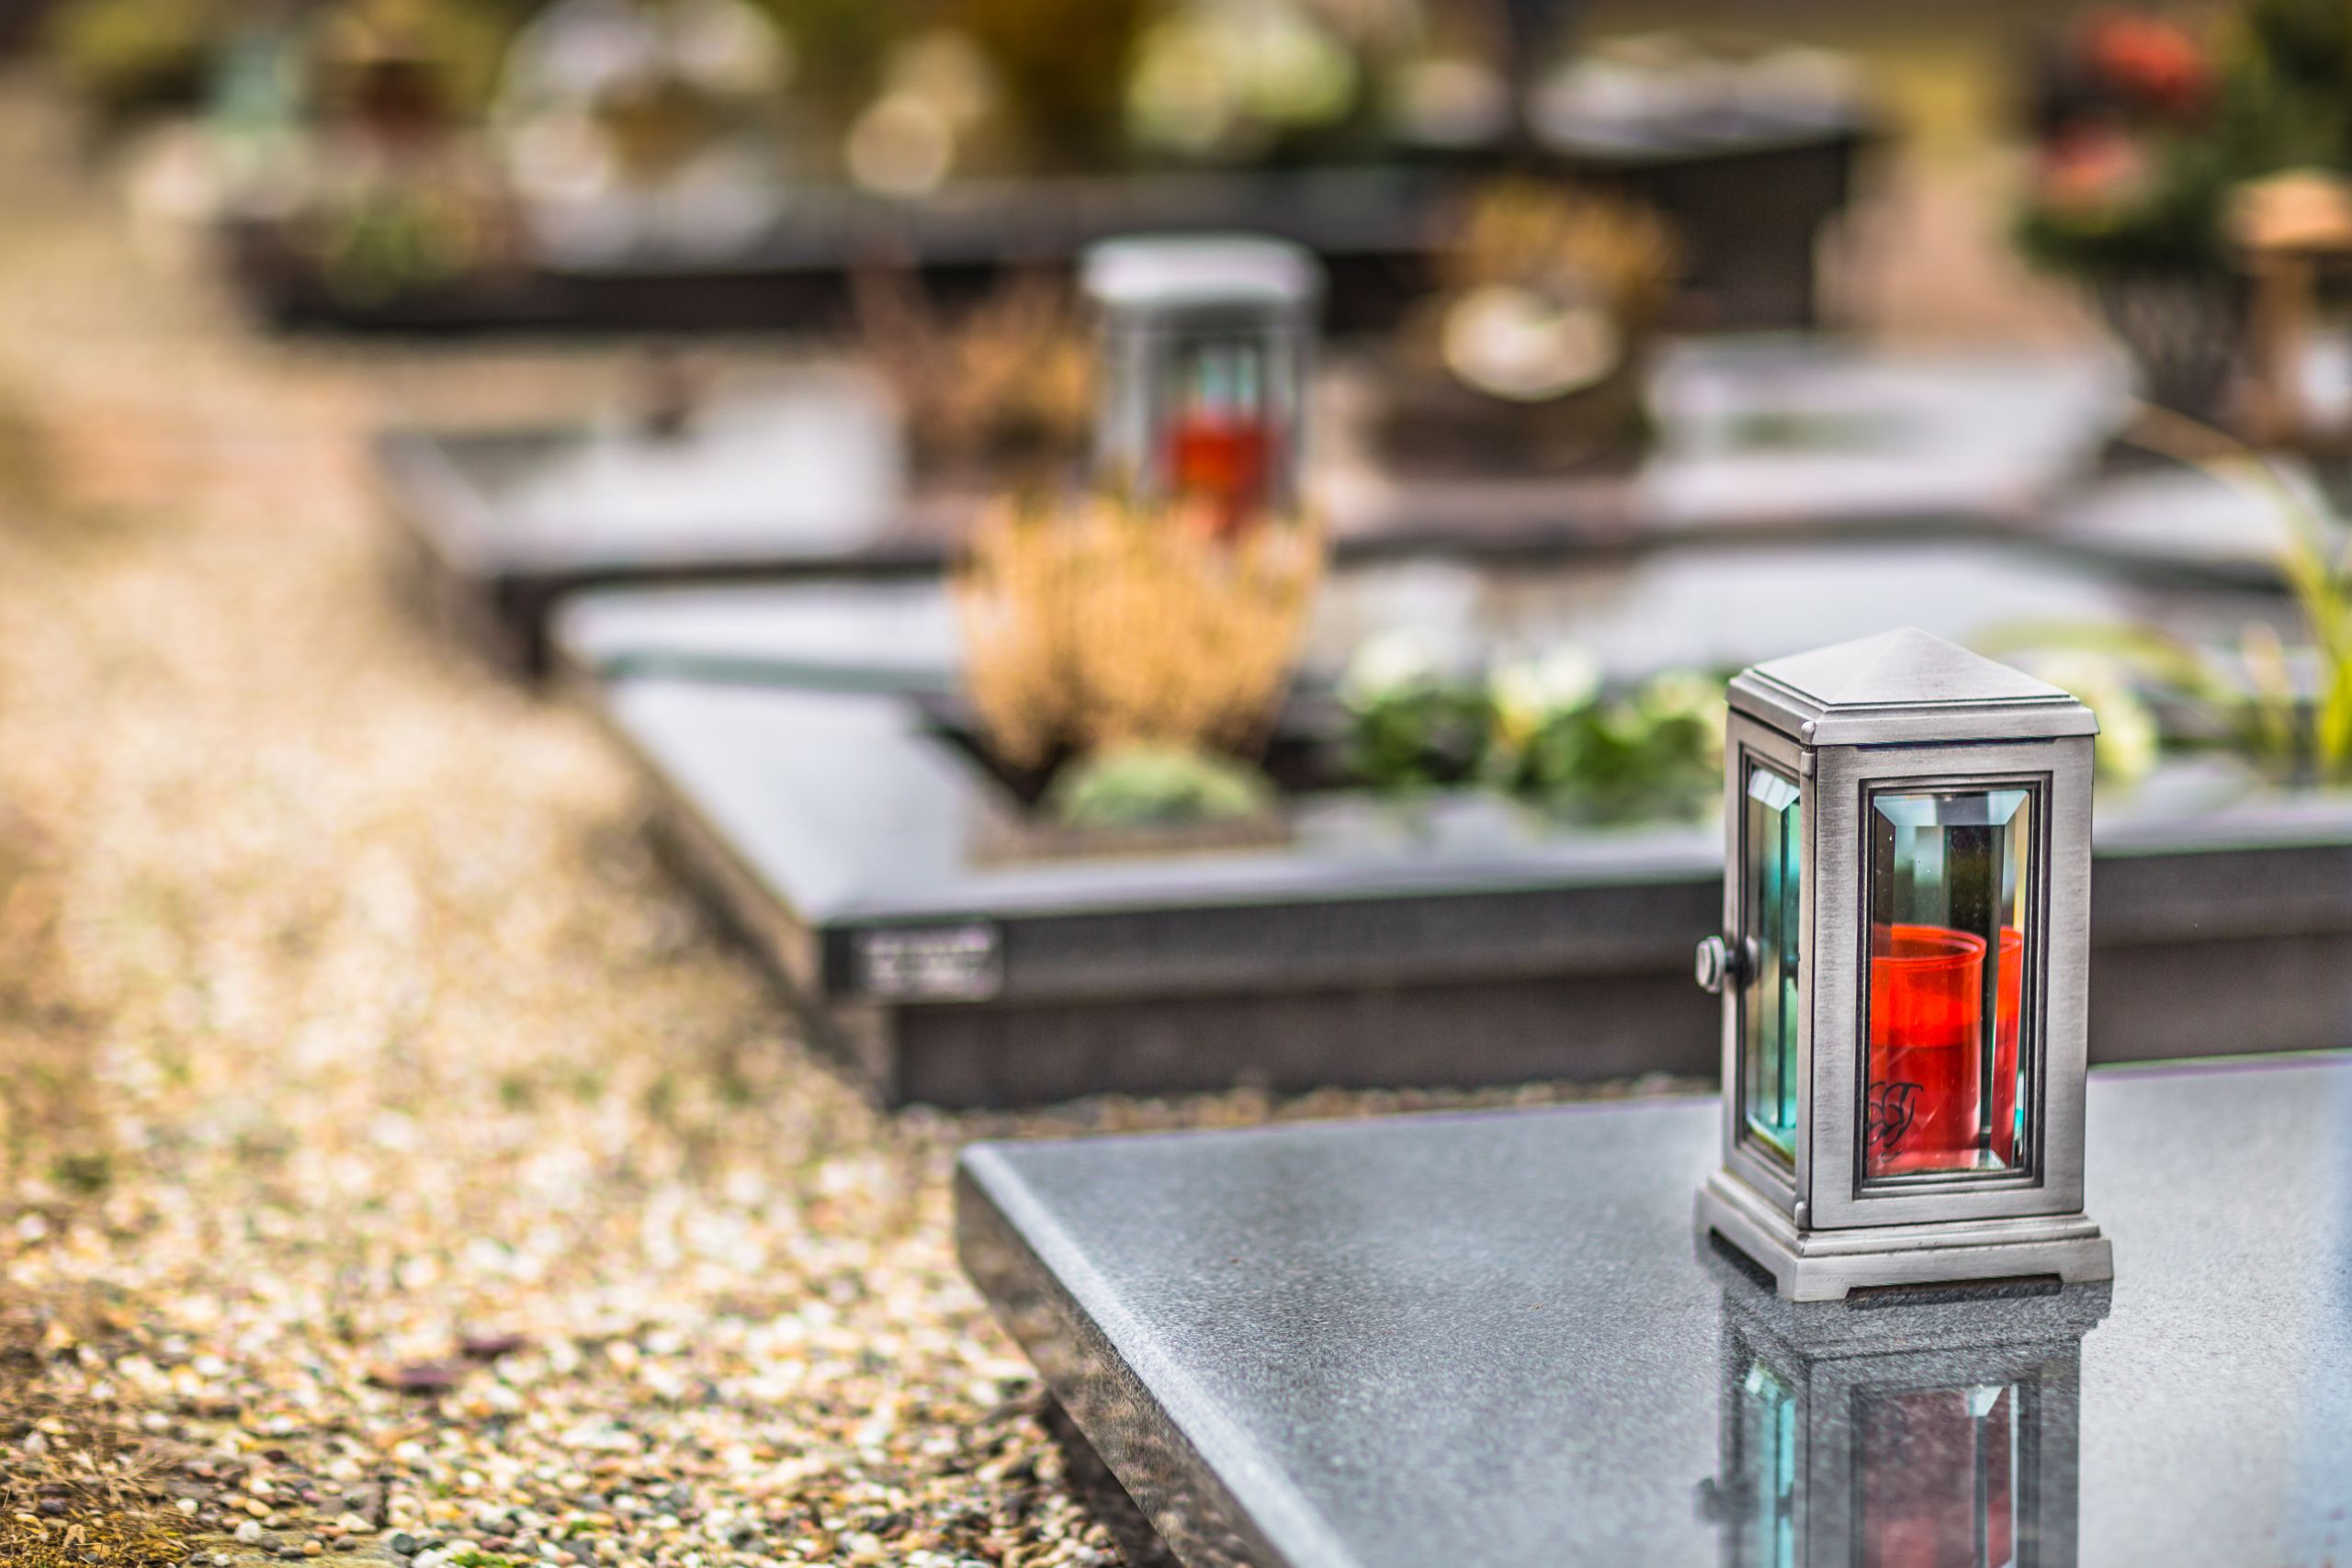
<box><xmin>1695</xmin><ymin>629</ymin><xmax>2114</xmax><ymax>1301</ymax></box>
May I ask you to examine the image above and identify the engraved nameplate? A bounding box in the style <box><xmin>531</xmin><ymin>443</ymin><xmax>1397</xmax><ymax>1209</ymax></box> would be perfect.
<box><xmin>857</xmin><ymin>924</ymin><xmax>1002</xmax><ymax>1001</ymax></box>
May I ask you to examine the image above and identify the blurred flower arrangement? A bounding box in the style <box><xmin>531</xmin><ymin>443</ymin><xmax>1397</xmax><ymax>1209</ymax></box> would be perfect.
<box><xmin>852</xmin><ymin>268</ymin><xmax>1092</xmax><ymax>478</ymax></box>
<box><xmin>955</xmin><ymin>496</ymin><xmax>1325</xmax><ymax>831</ymax></box>
<box><xmin>1338</xmin><ymin>633</ymin><xmax>1725</xmax><ymax>824</ymax></box>
<box><xmin>207</xmin><ymin>0</ymin><xmax>528</xmax><ymax>304</ymax></box>
<box><xmin>1378</xmin><ymin>179</ymin><xmax>1679</xmax><ymax>471</ymax></box>
<box><xmin>2017</xmin><ymin>0</ymin><xmax>2352</xmax><ymax>415</ymax></box>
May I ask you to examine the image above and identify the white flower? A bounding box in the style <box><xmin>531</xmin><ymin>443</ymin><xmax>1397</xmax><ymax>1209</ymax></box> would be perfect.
<box><xmin>1490</xmin><ymin>646</ymin><xmax>1601</xmax><ymax>735</ymax></box>
<box><xmin>1340</xmin><ymin>630</ymin><xmax>1447</xmax><ymax>707</ymax></box>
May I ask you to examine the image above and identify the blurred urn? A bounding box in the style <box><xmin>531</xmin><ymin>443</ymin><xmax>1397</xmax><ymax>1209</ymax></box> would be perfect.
<box><xmin>1376</xmin><ymin>180</ymin><xmax>1679</xmax><ymax>474</ymax></box>
<box><xmin>2232</xmin><ymin>170</ymin><xmax>2352</xmax><ymax>452</ymax></box>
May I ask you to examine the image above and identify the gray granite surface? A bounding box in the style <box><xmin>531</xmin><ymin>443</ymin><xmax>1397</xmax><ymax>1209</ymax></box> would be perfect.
<box><xmin>958</xmin><ymin>1057</ymin><xmax>2352</xmax><ymax>1568</ymax></box>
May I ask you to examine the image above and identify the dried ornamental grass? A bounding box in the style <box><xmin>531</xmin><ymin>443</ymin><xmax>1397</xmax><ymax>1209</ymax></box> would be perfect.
<box><xmin>854</xmin><ymin>267</ymin><xmax>1092</xmax><ymax>471</ymax></box>
<box><xmin>956</xmin><ymin>496</ymin><xmax>1326</xmax><ymax>770</ymax></box>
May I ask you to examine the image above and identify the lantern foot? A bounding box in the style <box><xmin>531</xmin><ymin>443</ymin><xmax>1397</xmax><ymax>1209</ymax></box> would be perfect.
<box><xmin>1697</xmin><ymin>1171</ymin><xmax>2114</xmax><ymax>1303</ymax></box>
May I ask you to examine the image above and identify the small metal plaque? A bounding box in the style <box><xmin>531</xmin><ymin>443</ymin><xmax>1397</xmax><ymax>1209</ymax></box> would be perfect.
<box><xmin>858</xmin><ymin>924</ymin><xmax>1002</xmax><ymax>1001</ymax></box>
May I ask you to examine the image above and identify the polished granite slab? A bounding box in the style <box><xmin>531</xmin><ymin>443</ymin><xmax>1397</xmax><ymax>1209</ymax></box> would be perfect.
<box><xmin>958</xmin><ymin>1056</ymin><xmax>2352</xmax><ymax>1568</ymax></box>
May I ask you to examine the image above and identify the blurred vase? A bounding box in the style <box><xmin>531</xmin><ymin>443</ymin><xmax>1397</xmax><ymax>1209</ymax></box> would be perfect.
<box><xmin>2092</xmin><ymin>271</ymin><xmax>2238</xmax><ymax>421</ymax></box>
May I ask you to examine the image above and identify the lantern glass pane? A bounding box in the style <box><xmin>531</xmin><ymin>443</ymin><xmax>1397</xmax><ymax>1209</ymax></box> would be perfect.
<box><xmin>1731</xmin><ymin>1356</ymin><xmax>1800</xmax><ymax>1568</ymax></box>
<box><xmin>1742</xmin><ymin>764</ymin><xmax>1803</xmax><ymax>1162</ymax></box>
<box><xmin>1864</xmin><ymin>787</ymin><xmax>2034</xmax><ymax>1180</ymax></box>
<box><xmin>1855</xmin><ymin>1382</ymin><xmax>2019</xmax><ymax>1568</ymax></box>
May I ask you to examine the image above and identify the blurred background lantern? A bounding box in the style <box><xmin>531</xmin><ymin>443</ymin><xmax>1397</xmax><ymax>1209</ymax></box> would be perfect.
<box><xmin>1081</xmin><ymin>233</ymin><xmax>1323</xmax><ymax>538</ymax></box>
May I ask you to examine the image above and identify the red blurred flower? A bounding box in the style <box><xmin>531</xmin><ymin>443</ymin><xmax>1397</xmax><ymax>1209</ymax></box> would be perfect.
<box><xmin>2036</xmin><ymin>121</ymin><xmax>2152</xmax><ymax>214</ymax></box>
<box><xmin>2078</xmin><ymin>9</ymin><xmax>2213</xmax><ymax>118</ymax></box>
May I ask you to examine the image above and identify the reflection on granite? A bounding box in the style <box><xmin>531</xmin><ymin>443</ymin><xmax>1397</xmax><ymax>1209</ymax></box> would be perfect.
<box><xmin>957</xmin><ymin>1058</ymin><xmax>2352</xmax><ymax>1567</ymax></box>
<box><xmin>1703</xmin><ymin>1247</ymin><xmax>2108</xmax><ymax>1568</ymax></box>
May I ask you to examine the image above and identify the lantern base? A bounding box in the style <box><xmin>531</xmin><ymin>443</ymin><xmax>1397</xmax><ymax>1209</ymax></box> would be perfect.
<box><xmin>1697</xmin><ymin>1170</ymin><xmax>2114</xmax><ymax>1303</ymax></box>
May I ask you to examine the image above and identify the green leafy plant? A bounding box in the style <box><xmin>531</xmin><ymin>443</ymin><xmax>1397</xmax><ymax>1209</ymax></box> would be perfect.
<box><xmin>1335</xmin><ymin>632</ymin><xmax>1494</xmax><ymax>793</ymax></box>
<box><xmin>1047</xmin><ymin>743</ymin><xmax>1275</xmax><ymax>829</ymax></box>
<box><xmin>1336</xmin><ymin>636</ymin><xmax>1725</xmax><ymax>822</ymax></box>
<box><xmin>1484</xmin><ymin>662</ymin><xmax>1724</xmax><ymax>824</ymax></box>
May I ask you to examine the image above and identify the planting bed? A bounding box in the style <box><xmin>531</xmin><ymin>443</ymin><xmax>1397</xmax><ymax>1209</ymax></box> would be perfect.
<box><xmin>556</xmin><ymin>540</ymin><xmax>2352</xmax><ymax>1108</ymax></box>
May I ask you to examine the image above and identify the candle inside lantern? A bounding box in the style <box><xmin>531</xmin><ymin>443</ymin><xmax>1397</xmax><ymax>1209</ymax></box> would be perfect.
<box><xmin>1163</xmin><ymin>338</ymin><xmax>1280</xmax><ymax>538</ymax></box>
<box><xmin>1867</xmin><ymin>925</ymin><xmax>1987</xmax><ymax>1177</ymax></box>
<box><xmin>1867</xmin><ymin>924</ymin><xmax>2028</xmax><ymax>1178</ymax></box>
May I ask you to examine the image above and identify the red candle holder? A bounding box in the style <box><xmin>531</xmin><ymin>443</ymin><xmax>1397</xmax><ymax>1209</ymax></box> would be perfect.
<box><xmin>1867</xmin><ymin>924</ymin><xmax>1988</xmax><ymax>1177</ymax></box>
<box><xmin>1166</xmin><ymin>411</ymin><xmax>1278</xmax><ymax>541</ymax></box>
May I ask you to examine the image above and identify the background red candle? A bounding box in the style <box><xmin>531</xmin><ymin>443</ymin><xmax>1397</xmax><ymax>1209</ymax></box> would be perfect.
<box><xmin>1167</xmin><ymin>411</ymin><xmax>1277</xmax><ymax>540</ymax></box>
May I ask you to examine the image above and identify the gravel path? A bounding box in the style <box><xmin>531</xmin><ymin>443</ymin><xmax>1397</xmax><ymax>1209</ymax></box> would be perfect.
<box><xmin>0</xmin><ymin>90</ymin><xmax>1678</xmax><ymax>1568</ymax></box>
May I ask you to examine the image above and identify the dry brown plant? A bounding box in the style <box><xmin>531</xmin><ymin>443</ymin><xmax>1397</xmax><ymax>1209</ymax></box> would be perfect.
<box><xmin>0</xmin><ymin>1288</ymin><xmax>187</xmax><ymax>1568</ymax></box>
<box><xmin>956</xmin><ymin>496</ymin><xmax>1326</xmax><ymax>770</ymax></box>
<box><xmin>853</xmin><ymin>267</ymin><xmax>1093</xmax><ymax>472</ymax></box>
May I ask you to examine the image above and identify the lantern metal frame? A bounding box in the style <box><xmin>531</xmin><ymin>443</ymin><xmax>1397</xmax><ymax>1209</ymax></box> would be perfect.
<box><xmin>1696</xmin><ymin>629</ymin><xmax>2114</xmax><ymax>1301</ymax></box>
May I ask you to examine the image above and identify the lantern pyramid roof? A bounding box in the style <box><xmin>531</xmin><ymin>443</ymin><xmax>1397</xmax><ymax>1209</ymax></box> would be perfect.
<box><xmin>1731</xmin><ymin>627</ymin><xmax>2099</xmax><ymax>745</ymax></box>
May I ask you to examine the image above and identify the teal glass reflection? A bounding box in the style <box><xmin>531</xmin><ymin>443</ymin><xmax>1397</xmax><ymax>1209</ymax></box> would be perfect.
<box><xmin>1736</xmin><ymin>1359</ymin><xmax>1799</xmax><ymax>1568</ymax></box>
<box><xmin>1743</xmin><ymin>765</ymin><xmax>1803</xmax><ymax>1160</ymax></box>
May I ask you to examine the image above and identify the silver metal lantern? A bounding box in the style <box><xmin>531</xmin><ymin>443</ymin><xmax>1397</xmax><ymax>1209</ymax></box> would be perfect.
<box><xmin>1080</xmin><ymin>233</ymin><xmax>1321</xmax><ymax>529</ymax></box>
<box><xmin>1694</xmin><ymin>628</ymin><xmax>2114</xmax><ymax>1301</ymax></box>
<box><xmin>1701</xmin><ymin>1242</ymin><xmax>2108</xmax><ymax>1566</ymax></box>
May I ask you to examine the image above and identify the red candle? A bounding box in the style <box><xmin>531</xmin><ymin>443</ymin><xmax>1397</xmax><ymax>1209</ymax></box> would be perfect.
<box><xmin>1867</xmin><ymin>924</ymin><xmax>1988</xmax><ymax>1177</ymax></box>
<box><xmin>1166</xmin><ymin>412</ymin><xmax>1276</xmax><ymax>540</ymax></box>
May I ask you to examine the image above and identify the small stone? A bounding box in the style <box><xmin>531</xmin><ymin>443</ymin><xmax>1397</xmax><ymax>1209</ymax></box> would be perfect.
<box><xmin>303</xmin><ymin>1541</ymin><xmax>324</xmax><ymax>1556</ymax></box>
<box><xmin>236</xmin><ymin>1520</ymin><xmax>265</xmax><ymax>1544</ymax></box>
<box><xmin>459</xmin><ymin>1331</ymin><xmax>529</xmax><ymax>1360</ymax></box>
<box><xmin>335</xmin><ymin>1511</ymin><xmax>376</xmax><ymax>1534</ymax></box>
<box><xmin>370</xmin><ymin>1361</ymin><xmax>467</xmax><ymax>1395</ymax></box>
<box><xmin>386</xmin><ymin>1533</ymin><xmax>418</xmax><ymax>1556</ymax></box>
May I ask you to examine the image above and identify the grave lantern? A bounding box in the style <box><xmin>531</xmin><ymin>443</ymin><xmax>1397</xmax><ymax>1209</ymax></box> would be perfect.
<box><xmin>1694</xmin><ymin>628</ymin><xmax>2113</xmax><ymax>1302</ymax></box>
<box><xmin>1080</xmin><ymin>234</ymin><xmax>1321</xmax><ymax>536</ymax></box>
<box><xmin>1701</xmin><ymin>1243</ymin><xmax>2107</xmax><ymax>1567</ymax></box>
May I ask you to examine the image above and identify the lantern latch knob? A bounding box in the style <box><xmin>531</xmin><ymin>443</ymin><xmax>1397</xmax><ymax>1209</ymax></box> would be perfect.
<box><xmin>1694</xmin><ymin>934</ymin><xmax>1752</xmax><ymax>995</ymax></box>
